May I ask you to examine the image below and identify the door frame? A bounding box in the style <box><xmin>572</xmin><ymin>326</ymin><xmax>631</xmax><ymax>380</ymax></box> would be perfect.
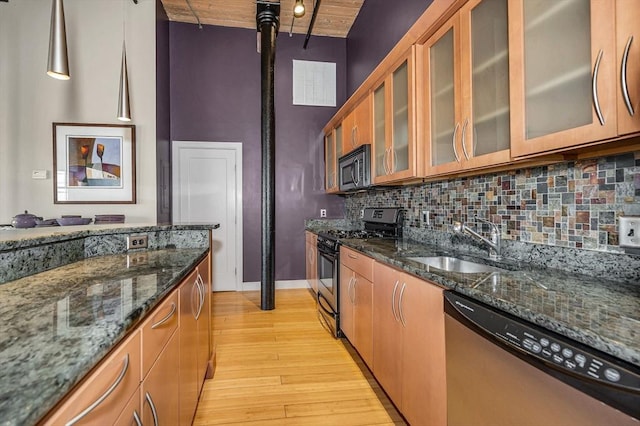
<box><xmin>172</xmin><ymin>141</ymin><xmax>243</xmax><ymax>291</ymax></box>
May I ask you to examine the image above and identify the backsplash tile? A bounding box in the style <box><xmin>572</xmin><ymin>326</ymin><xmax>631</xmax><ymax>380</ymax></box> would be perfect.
<box><xmin>345</xmin><ymin>151</ymin><xmax>640</xmax><ymax>255</ymax></box>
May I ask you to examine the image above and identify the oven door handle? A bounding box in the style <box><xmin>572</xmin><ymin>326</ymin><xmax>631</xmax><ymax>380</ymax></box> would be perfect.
<box><xmin>317</xmin><ymin>291</ymin><xmax>337</xmax><ymax>319</ymax></box>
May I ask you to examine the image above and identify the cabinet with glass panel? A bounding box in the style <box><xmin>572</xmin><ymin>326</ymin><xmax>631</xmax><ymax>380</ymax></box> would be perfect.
<box><xmin>423</xmin><ymin>0</ymin><xmax>512</xmax><ymax>176</ymax></box>
<box><xmin>372</xmin><ymin>47</ymin><xmax>421</xmax><ymax>184</ymax></box>
<box><xmin>324</xmin><ymin>124</ymin><xmax>343</xmax><ymax>193</ymax></box>
<box><xmin>509</xmin><ymin>0</ymin><xmax>617</xmax><ymax>157</ymax></box>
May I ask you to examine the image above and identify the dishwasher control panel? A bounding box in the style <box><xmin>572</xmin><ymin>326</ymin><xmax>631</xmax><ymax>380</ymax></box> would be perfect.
<box><xmin>445</xmin><ymin>292</ymin><xmax>640</xmax><ymax>393</ymax></box>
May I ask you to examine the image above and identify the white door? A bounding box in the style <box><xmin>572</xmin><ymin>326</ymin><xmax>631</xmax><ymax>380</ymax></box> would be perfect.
<box><xmin>172</xmin><ymin>142</ymin><xmax>242</xmax><ymax>292</ymax></box>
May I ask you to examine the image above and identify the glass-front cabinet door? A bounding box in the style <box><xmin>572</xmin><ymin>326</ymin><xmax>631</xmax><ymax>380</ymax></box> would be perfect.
<box><xmin>424</xmin><ymin>0</ymin><xmax>512</xmax><ymax>176</ymax></box>
<box><xmin>461</xmin><ymin>0</ymin><xmax>512</xmax><ymax>169</ymax></box>
<box><xmin>617</xmin><ymin>0</ymin><xmax>640</xmax><ymax>136</ymax></box>
<box><xmin>324</xmin><ymin>125</ymin><xmax>342</xmax><ymax>193</ymax></box>
<box><xmin>424</xmin><ymin>16</ymin><xmax>461</xmax><ymax>175</ymax></box>
<box><xmin>510</xmin><ymin>0</ymin><xmax>616</xmax><ymax>157</ymax></box>
<box><xmin>373</xmin><ymin>47</ymin><xmax>418</xmax><ymax>184</ymax></box>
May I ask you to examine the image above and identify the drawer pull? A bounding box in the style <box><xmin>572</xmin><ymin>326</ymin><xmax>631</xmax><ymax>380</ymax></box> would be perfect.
<box><xmin>151</xmin><ymin>302</ymin><xmax>176</xmax><ymax>329</ymax></box>
<box><xmin>65</xmin><ymin>354</ymin><xmax>129</xmax><ymax>426</ymax></box>
<box><xmin>145</xmin><ymin>392</ymin><xmax>159</xmax><ymax>426</ymax></box>
<box><xmin>592</xmin><ymin>49</ymin><xmax>605</xmax><ymax>125</ymax></box>
<box><xmin>347</xmin><ymin>253</ymin><xmax>358</xmax><ymax>259</ymax></box>
<box><xmin>133</xmin><ymin>410</ymin><xmax>142</xmax><ymax>426</ymax></box>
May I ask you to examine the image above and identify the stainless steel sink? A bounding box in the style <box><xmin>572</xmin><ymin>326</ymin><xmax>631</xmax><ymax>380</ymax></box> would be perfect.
<box><xmin>406</xmin><ymin>256</ymin><xmax>502</xmax><ymax>273</ymax></box>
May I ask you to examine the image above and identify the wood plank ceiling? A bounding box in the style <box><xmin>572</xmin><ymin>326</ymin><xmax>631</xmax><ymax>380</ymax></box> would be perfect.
<box><xmin>160</xmin><ymin>0</ymin><xmax>364</xmax><ymax>37</ymax></box>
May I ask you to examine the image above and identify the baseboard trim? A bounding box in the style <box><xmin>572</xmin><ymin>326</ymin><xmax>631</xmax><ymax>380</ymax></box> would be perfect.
<box><xmin>239</xmin><ymin>279</ymin><xmax>309</xmax><ymax>291</ymax></box>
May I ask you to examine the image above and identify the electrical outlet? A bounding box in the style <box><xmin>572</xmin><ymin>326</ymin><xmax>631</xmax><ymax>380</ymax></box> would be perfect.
<box><xmin>320</xmin><ymin>209</ymin><xmax>327</xmax><ymax>218</ymax></box>
<box><xmin>127</xmin><ymin>252</ymin><xmax>148</xmax><ymax>268</ymax></box>
<box><xmin>619</xmin><ymin>216</ymin><xmax>640</xmax><ymax>248</ymax></box>
<box><xmin>360</xmin><ymin>209</ymin><xmax>364</xmax><ymax>218</ymax></box>
<box><xmin>422</xmin><ymin>210</ymin><xmax>430</xmax><ymax>225</ymax></box>
<box><xmin>127</xmin><ymin>235</ymin><xmax>148</xmax><ymax>250</ymax></box>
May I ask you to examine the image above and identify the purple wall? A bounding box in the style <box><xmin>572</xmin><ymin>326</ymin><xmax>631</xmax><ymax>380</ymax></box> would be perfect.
<box><xmin>169</xmin><ymin>23</ymin><xmax>346</xmax><ymax>282</ymax></box>
<box><xmin>346</xmin><ymin>0</ymin><xmax>433</xmax><ymax>96</ymax></box>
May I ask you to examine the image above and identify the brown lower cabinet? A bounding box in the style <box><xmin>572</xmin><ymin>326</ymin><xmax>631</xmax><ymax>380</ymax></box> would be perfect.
<box><xmin>373</xmin><ymin>261</ymin><xmax>446</xmax><ymax>426</ymax></box>
<box><xmin>41</xmin><ymin>253</ymin><xmax>212</xmax><ymax>425</ymax></box>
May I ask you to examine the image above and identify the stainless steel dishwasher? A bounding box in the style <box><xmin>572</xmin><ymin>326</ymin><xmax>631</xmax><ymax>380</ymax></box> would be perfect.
<box><xmin>444</xmin><ymin>291</ymin><xmax>640</xmax><ymax>426</ymax></box>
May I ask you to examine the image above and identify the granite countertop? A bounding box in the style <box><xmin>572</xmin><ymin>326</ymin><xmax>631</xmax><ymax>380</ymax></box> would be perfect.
<box><xmin>336</xmin><ymin>237</ymin><xmax>640</xmax><ymax>369</ymax></box>
<box><xmin>0</xmin><ymin>247</ymin><xmax>208</xmax><ymax>426</ymax></box>
<box><xmin>0</xmin><ymin>222</ymin><xmax>220</xmax><ymax>251</ymax></box>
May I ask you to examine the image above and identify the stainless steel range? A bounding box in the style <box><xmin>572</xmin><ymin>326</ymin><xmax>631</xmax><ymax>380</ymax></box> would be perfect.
<box><xmin>316</xmin><ymin>207</ymin><xmax>404</xmax><ymax>337</ymax></box>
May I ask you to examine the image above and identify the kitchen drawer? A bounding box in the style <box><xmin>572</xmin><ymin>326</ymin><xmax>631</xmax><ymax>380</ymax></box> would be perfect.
<box><xmin>43</xmin><ymin>330</ymin><xmax>141</xmax><ymax>426</ymax></box>
<box><xmin>141</xmin><ymin>291</ymin><xmax>179</xmax><ymax>378</ymax></box>
<box><xmin>340</xmin><ymin>246</ymin><xmax>374</xmax><ymax>282</ymax></box>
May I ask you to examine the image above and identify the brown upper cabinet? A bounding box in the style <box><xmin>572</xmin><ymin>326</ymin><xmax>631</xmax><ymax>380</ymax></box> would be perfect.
<box><xmin>616</xmin><ymin>0</ymin><xmax>640</xmax><ymax>136</ymax></box>
<box><xmin>509</xmin><ymin>0</ymin><xmax>618</xmax><ymax>157</ymax></box>
<box><xmin>373</xmin><ymin>47</ymin><xmax>422</xmax><ymax>184</ymax></box>
<box><xmin>324</xmin><ymin>123</ymin><xmax>343</xmax><ymax>193</ymax></box>
<box><xmin>423</xmin><ymin>0</ymin><xmax>512</xmax><ymax>176</ymax></box>
<box><xmin>342</xmin><ymin>94</ymin><xmax>372</xmax><ymax>155</ymax></box>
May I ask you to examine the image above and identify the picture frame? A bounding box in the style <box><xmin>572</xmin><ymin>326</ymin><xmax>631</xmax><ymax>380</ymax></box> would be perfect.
<box><xmin>53</xmin><ymin>123</ymin><xmax>136</xmax><ymax>204</ymax></box>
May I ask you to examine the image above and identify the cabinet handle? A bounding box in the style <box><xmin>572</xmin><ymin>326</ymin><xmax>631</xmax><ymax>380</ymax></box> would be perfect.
<box><xmin>351</xmin><ymin>277</ymin><xmax>357</xmax><ymax>305</ymax></box>
<box><xmin>133</xmin><ymin>410</ymin><xmax>142</xmax><ymax>426</ymax></box>
<box><xmin>452</xmin><ymin>122</ymin><xmax>461</xmax><ymax>163</ymax></box>
<box><xmin>347</xmin><ymin>253</ymin><xmax>358</xmax><ymax>259</ymax></box>
<box><xmin>592</xmin><ymin>49</ymin><xmax>605</xmax><ymax>125</ymax></box>
<box><xmin>195</xmin><ymin>275</ymin><xmax>204</xmax><ymax>320</ymax></box>
<box><xmin>65</xmin><ymin>354</ymin><xmax>130</xmax><ymax>426</ymax></box>
<box><xmin>347</xmin><ymin>276</ymin><xmax>355</xmax><ymax>304</ymax></box>
<box><xmin>391</xmin><ymin>280</ymin><xmax>400</xmax><ymax>322</ymax></box>
<box><xmin>622</xmin><ymin>36</ymin><xmax>635</xmax><ymax>117</ymax></box>
<box><xmin>382</xmin><ymin>148</ymin><xmax>390</xmax><ymax>175</ymax></box>
<box><xmin>398</xmin><ymin>283</ymin><xmax>407</xmax><ymax>327</ymax></box>
<box><xmin>386</xmin><ymin>147</ymin><xmax>393</xmax><ymax>174</ymax></box>
<box><xmin>145</xmin><ymin>392</ymin><xmax>159</xmax><ymax>426</ymax></box>
<box><xmin>390</xmin><ymin>148</ymin><xmax>397</xmax><ymax>173</ymax></box>
<box><xmin>151</xmin><ymin>302</ymin><xmax>177</xmax><ymax>329</ymax></box>
<box><xmin>461</xmin><ymin>118</ymin><xmax>470</xmax><ymax>160</ymax></box>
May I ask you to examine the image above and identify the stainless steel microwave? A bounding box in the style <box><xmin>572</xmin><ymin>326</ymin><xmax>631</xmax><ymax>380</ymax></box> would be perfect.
<box><xmin>338</xmin><ymin>144</ymin><xmax>371</xmax><ymax>192</ymax></box>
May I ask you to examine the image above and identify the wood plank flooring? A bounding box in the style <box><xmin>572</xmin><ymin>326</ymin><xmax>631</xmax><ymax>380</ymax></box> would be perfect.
<box><xmin>193</xmin><ymin>289</ymin><xmax>407</xmax><ymax>425</ymax></box>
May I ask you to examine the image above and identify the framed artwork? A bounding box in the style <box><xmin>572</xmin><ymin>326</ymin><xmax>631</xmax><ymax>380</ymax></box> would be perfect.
<box><xmin>53</xmin><ymin>123</ymin><xmax>136</xmax><ymax>204</ymax></box>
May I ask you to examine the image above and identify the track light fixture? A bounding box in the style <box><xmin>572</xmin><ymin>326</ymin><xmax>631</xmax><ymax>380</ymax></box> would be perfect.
<box><xmin>293</xmin><ymin>0</ymin><xmax>305</xmax><ymax>18</ymax></box>
<box><xmin>47</xmin><ymin>0</ymin><xmax>70</xmax><ymax>80</ymax></box>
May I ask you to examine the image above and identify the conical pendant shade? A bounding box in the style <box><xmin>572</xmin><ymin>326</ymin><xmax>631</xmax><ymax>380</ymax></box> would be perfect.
<box><xmin>47</xmin><ymin>0</ymin><xmax>70</xmax><ymax>80</ymax></box>
<box><xmin>117</xmin><ymin>43</ymin><xmax>131</xmax><ymax>122</ymax></box>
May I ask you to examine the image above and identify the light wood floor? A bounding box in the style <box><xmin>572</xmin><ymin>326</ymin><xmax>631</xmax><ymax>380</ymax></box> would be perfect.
<box><xmin>193</xmin><ymin>289</ymin><xmax>407</xmax><ymax>425</ymax></box>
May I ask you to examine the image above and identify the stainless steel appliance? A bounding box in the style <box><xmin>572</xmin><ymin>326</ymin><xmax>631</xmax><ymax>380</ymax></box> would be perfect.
<box><xmin>316</xmin><ymin>207</ymin><xmax>404</xmax><ymax>337</ymax></box>
<box><xmin>444</xmin><ymin>291</ymin><xmax>640</xmax><ymax>425</ymax></box>
<box><xmin>338</xmin><ymin>144</ymin><xmax>371</xmax><ymax>192</ymax></box>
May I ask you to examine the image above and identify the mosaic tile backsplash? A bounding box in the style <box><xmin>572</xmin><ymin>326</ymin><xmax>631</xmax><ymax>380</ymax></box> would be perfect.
<box><xmin>345</xmin><ymin>151</ymin><xmax>640</xmax><ymax>254</ymax></box>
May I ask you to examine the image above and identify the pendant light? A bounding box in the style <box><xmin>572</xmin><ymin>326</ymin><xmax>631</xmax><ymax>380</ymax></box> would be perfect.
<box><xmin>117</xmin><ymin>0</ymin><xmax>131</xmax><ymax>121</ymax></box>
<box><xmin>293</xmin><ymin>0</ymin><xmax>305</xmax><ymax>18</ymax></box>
<box><xmin>47</xmin><ymin>0</ymin><xmax>70</xmax><ymax>80</ymax></box>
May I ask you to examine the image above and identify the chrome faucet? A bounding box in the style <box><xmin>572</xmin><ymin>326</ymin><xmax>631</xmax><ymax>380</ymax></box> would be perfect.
<box><xmin>453</xmin><ymin>217</ymin><xmax>501</xmax><ymax>260</ymax></box>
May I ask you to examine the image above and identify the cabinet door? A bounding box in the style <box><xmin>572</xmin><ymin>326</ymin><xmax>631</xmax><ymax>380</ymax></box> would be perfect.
<box><xmin>142</xmin><ymin>331</ymin><xmax>180</xmax><ymax>426</ymax></box>
<box><xmin>459</xmin><ymin>0</ymin><xmax>512</xmax><ymax>170</ymax></box>
<box><xmin>339</xmin><ymin>263</ymin><xmax>355</xmax><ymax>341</ymax></box>
<box><xmin>372</xmin><ymin>262</ymin><xmax>403</xmax><ymax>407</ymax></box>
<box><xmin>113</xmin><ymin>388</ymin><xmax>142</xmax><ymax>426</ymax></box>
<box><xmin>325</xmin><ymin>131</ymin><xmax>336</xmax><ymax>191</ymax></box>
<box><xmin>617</xmin><ymin>0</ymin><xmax>640</xmax><ymax>135</ymax></box>
<box><xmin>196</xmin><ymin>257</ymin><xmax>211</xmax><ymax>388</ymax></box>
<box><xmin>353</xmin><ymin>274</ymin><xmax>373</xmax><ymax>369</ymax></box>
<box><xmin>353</xmin><ymin>95</ymin><xmax>372</xmax><ymax>149</ymax></box>
<box><xmin>179</xmin><ymin>271</ymin><xmax>199</xmax><ymax>426</ymax></box>
<box><xmin>306</xmin><ymin>241</ymin><xmax>317</xmax><ymax>292</ymax></box>
<box><xmin>43</xmin><ymin>331</ymin><xmax>141</xmax><ymax>426</ymax></box>
<box><xmin>424</xmin><ymin>16</ymin><xmax>463</xmax><ymax>175</ymax></box>
<box><xmin>373</xmin><ymin>81</ymin><xmax>388</xmax><ymax>180</ymax></box>
<box><xmin>399</xmin><ymin>273</ymin><xmax>446</xmax><ymax>426</ymax></box>
<box><xmin>510</xmin><ymin>0</ymin><xmax>617</xmax><ymax>157</ymax></box>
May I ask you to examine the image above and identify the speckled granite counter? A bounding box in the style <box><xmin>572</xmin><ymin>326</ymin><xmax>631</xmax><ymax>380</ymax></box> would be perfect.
<box><xmin>335</xmin><ymin>237</ymin><xmax>640</xmax><ymax>369</ymax></box>
<box><xmin>0</xmin><ymin>247</ymin><xmax>208</xmax><ymax>426</ymax></box>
